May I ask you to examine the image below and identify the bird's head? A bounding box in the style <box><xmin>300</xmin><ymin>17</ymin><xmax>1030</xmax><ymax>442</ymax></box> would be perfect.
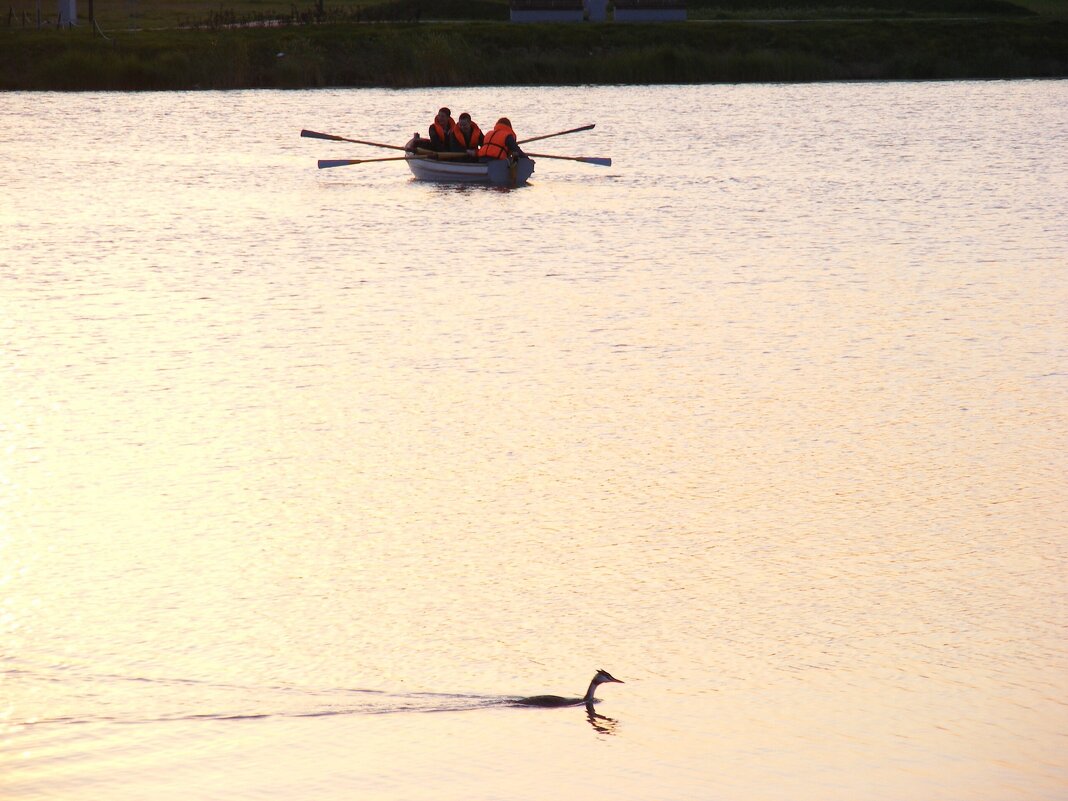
<box><xmin>594</xmin><ymin>669</ymin><xmax>624</xmax><ymax>685</ymax></box>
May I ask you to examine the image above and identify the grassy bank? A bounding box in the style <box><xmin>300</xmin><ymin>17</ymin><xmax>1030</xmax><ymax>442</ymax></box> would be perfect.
<box><xmin>5</xmin><ymin>0</ymin><xmax>510</xmax><ymax>29</ymax></box>
<box><xmin>3</xmin><ymin>18</ymin><xmax>1066</xmax><ymax>90</ymax></box>
<box><xmin>5</xmin><ymin>0</ymin><xmax>1057</xmax><ymax>29</ymax></box>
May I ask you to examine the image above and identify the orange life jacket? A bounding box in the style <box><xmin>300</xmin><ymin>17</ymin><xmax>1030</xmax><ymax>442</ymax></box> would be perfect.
<box><xmin>430</xmin><ymin>117</ymin><xmax>455</xmax><ymax>146</ymax></box>
<box><xmin>478</xmin><ymin>124</ymin><xmax>516</xmax><ymax>160</ymax></box>
<box><xmin>452</xmin><ymin>122</ymin><xmax>483</xmax><ymax>150</ymax></box>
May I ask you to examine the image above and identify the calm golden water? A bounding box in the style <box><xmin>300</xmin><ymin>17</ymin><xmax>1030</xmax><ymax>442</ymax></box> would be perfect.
<box><xmin>1</xmin><ymin>82</ymin><xmax>1066</xmax><ymax>800</ymax></box>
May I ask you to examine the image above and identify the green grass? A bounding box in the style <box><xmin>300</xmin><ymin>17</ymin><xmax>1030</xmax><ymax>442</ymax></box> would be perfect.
<box><xmin>5</xmin><ymin>0</ymin><xmax>1055</xmax><ymax>30</ymax></box>
<box><xmin>688</xmin><ymin>0</ymin><xmax>1038</xmax><ymax>20</ymax></box>
<box><xmin>3</xmin><ymin>0</ymin><xmax>509</xmax><ymax>29</ymax></box>
<box><xmin>2</xmin><ymin>18</ymin><xmax>1066</xmax><ymax>89</ymax></box>
<box><xmin>1012</xmin><ymin>0</ymin><xmax>1068</xmax><ymax>17</ymax></box>
<box><xmin>2</xmin><ymin>0</ymin><xmax>1064</xmax><ymax>89</ymax></box>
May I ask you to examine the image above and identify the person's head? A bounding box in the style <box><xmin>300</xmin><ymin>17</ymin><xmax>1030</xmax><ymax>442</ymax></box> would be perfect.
<box><xmin>496</xmin><ymin>117</ymin><xmax>512</xmax><ymax>129</ymax></box>
<box><xmin>436</xmin><ymin>107</ymin><xmax>451</xmax><ymax>125</ymax></box>
<box><xmin>458</xmin><ymin>112</ymin><xmax>472</xmax><ymax>132</ymax></box>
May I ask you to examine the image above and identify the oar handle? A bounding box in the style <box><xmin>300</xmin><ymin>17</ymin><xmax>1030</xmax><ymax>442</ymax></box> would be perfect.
<box><xmin>414</xmin><ymin>148</ymin><xmax>472</xmax><ymax>160</ymax></box>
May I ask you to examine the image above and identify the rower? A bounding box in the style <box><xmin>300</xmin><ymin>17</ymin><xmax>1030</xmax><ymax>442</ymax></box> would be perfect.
<box><xmin>448</xmin><ymin>112</ymin><xmax>484</xmax><ymax>158</ymax></box>
<box><xmin>428</xmin><ymin>106</ymin><xmax>455</xmax><ymax>152</ymax></box>
<box><xmin>406</xmin><ymin>107</ymin><xmax>455</xmax><ymax>153</ymax></box>
<box><xmin>478</xmin><ymin>117</ymin><xmax>525</xmax><ymax>162</ymax></box>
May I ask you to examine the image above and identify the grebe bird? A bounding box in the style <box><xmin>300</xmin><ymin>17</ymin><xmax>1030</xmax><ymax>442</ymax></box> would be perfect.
<box><xmin>514</xmin><ymin>669</ymin><xmax>624</xmax><ymax>707</ymax></box>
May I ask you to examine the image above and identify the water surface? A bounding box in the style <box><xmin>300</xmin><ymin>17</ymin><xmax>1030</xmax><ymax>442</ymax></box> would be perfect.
<box><xmin>1</xmin><ymin>81</ymin><xmax>1066</xmax><ymax>800</ymax></box>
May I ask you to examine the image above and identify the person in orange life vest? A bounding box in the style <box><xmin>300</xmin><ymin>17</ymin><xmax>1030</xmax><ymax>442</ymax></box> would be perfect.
<box><xmin>427</xmin><ymin>106</ymin><xmax>456</xmax><ymax>151</ymax></box>
<box><xmin>405</xmin><ymin>106</ymin><xmax>455</xmax><ymax>153</ymax></box>
<box><xmin>447</xmin><ymin>112</ymin><xmax>484</xmax><ymax>158</ymax></box>
<box><xmin>478</xmin><ymin>118</ymin><xmax>525</xmax><ymax>162</ymax></box>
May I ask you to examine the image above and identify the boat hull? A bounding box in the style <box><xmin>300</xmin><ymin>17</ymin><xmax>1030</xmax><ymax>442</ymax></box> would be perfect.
<box><xmin>405</xmin><ymin>155</ymin><xmax>535</xmax><ymax>186</ymax></box>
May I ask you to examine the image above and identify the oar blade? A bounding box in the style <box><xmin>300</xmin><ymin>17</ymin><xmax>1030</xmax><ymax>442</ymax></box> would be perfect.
<box><xmin>317</xmin><ymin>155</ymin><xmax>416</xmax><ymax>169</ymax></box>
<box><xmin>302</xmin><ymin>129</ymin><xmax>412</xmax><ymax>152</ymax></box>
<box><xmin>524</xmin><ymin>152</ymin><xmax>612</xmax><ymax>167</ymax></box>
<box><xmin>302</xmin><ymin>129</ymin><xmax>342</xmax><ymax>141</ymax></box>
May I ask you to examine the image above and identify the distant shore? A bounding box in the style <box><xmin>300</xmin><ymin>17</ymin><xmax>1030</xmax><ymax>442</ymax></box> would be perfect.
<box><xmin>2</xmin><ymin>18</ymin><xmax>1066</xmax><ymax>91</ymax></box>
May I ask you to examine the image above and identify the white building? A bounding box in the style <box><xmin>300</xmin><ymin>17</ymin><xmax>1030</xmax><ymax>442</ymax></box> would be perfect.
<box><xmin>58</xmin><ymin>0</ymin><xmax>76</xmax><ymax>26</ymax></box>
<box><xmin>510</xmin><ymin>0</ymin><xmax>685</xmax><ymax>22</ymax></box>
<box><xmin>585</xmin><ymin>0</ymin><xmax>607</xmax><ymax>22</ymax></box>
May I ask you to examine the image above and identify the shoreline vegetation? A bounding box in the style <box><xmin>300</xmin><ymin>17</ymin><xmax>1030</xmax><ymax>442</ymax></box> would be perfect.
<box><xmin>2</xmin><ymin>0</ymin><xmax>1066</xmax><ymax>90</ymax></box>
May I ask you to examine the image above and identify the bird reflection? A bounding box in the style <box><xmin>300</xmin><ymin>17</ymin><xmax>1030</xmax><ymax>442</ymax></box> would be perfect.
<box><xmin>585</xmin><ymin>702</ymin><xmax>619</xmax><ymax>735</ymax></box>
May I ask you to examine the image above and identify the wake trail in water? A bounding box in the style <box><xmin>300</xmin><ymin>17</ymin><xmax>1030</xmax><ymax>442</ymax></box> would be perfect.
<box><xmin>22</xmin><ymin>695</ymin><xmax>518</xmax><ymax>728</ymax></box>
<box><xmin>4</xmin><ymin>657</ymin><xmax>532</xmax><ymax>730</ymax></box>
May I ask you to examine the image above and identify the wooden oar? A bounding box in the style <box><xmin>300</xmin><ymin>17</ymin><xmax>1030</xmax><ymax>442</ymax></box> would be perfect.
<box><xmin>317</xmin><ymin>156</ymin><xmax>421</xmax><ymax>169</ymax></box>
<box><xmin>518</xmin><ymin>123</ymin><xmax>595</xmax><ymax>145</ymax></box>
<box><xmin>302</xmin><ymin>129</ymin><xmax>409</xmax><ymax>152</ymax></box>
<box><xmin>414</xmin><ymin>148</ymin><xmax>471</xmax><ymax>160</ymax></box>
<box><xmin>524</xmin><ymin>152</ymin><xmax>612</xmax><ymax>167</ymax></box>
<box><xmin>303</xmin><ymin>125</ymin><xmax>597</xmax><ymax>153</ymax></box>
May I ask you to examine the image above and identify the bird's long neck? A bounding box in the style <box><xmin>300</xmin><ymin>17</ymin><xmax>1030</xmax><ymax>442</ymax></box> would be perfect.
<box><xmin>583</xmin><ymin>676</ymin><xmax>601</xmax><ymax>704</ymax></box>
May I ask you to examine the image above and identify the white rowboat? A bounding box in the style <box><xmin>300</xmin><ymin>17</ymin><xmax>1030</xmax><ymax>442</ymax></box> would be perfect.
<box><xmin>405</xmin><ymin>154</ymin><xmax>535</xmax><ymax>186</ymax></box>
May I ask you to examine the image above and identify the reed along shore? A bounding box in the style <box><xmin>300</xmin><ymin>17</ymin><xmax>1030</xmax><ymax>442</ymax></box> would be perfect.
<box><xmin>2</xmin><ymin>19</ymin><xmax>1066</xmax><ymax>91</ymax></box>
